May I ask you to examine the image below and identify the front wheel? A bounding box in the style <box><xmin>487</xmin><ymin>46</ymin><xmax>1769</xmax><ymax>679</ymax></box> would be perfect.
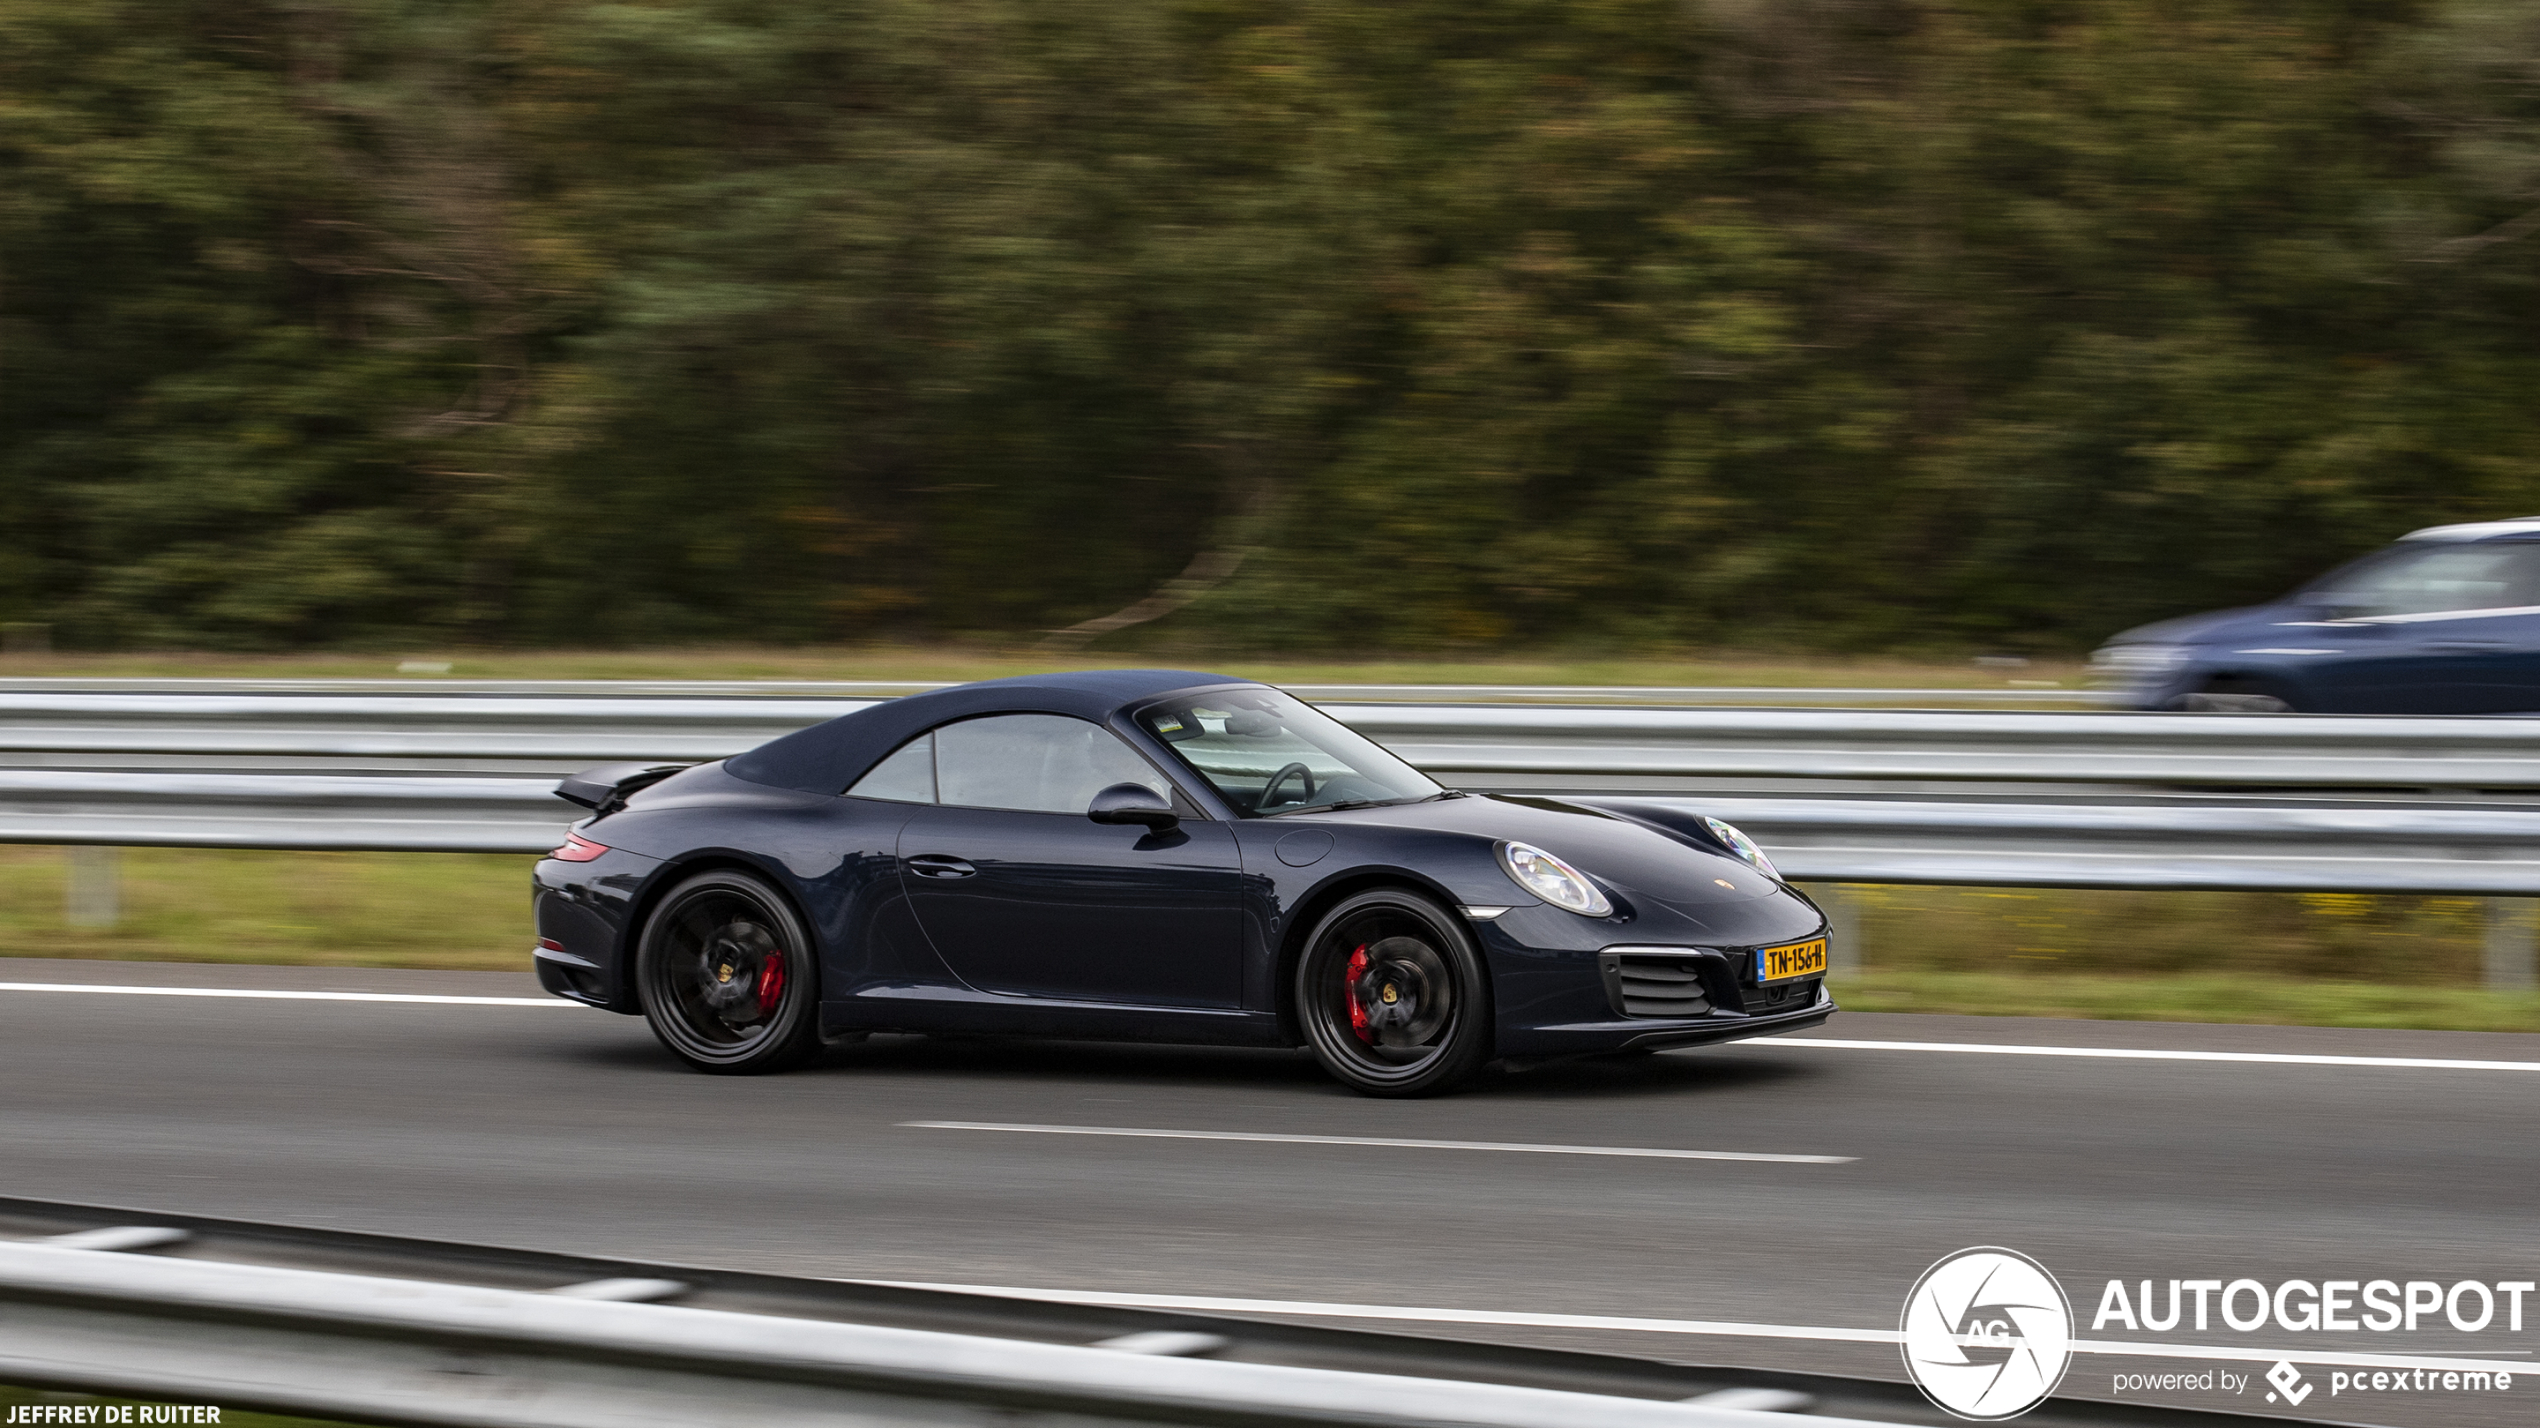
<box><xmin>637</xmin><ymin>869</ymin><xmax>823</xmax><ymax>1074</ymax></box>
<box><xmin>1295</xmin><ymin>889</ymin><xmax>1493</xmax><ymax>1097</ymax></box>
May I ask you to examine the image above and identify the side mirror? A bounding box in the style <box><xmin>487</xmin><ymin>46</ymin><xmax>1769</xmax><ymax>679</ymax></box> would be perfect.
<box><xmin>1088</xmin><ymin>782</ymin><xmax>1179</xmax><ymax>830</ymax></box>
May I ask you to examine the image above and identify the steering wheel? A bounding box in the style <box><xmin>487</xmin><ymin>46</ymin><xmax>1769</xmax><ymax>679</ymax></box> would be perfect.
<box><xmin>1259</xmin><ymin>761</ymin><xmax>1317</xmax><ymax>810</ymax></box>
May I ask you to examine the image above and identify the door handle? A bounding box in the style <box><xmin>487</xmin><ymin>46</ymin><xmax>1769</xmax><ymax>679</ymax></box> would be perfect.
<box><xmin>907</xmin><ymin>854</ymin><xmax>976</xmax><ymax>879</ymax></box>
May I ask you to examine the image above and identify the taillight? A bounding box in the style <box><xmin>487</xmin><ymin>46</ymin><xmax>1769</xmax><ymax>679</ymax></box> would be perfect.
<box><xmin>551</xmin><ymin>834</ymin><xmax>610</xmax><ymax>862</ymax></box>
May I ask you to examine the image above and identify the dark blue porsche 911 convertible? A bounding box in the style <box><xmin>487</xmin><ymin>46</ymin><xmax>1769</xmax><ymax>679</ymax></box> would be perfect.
<box><xmin>532</xmin><ymin>670</ymin><xmax>1834</xmax><ymax>1096</ymax></box>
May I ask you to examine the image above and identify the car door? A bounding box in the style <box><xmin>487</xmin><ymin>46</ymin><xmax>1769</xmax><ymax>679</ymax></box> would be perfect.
<box><xmin>2471</xmin><ymin>608</ymin><xmax>2540</xmax><ymax>714</ymax></box>
<box><xmin>2298</xmin><ymin>541</ymin><xmax>2540</xmax><ymax>713</ymax></box>
<box><xmin>2291</xmin><ymin>618</ymin><xmax>2464</xmax><ymax>713</ymax></box>
<box><xmin>892</xmin><ymin>713</ymin><xmax>1242</xmax><ymax>1008</ymax></box>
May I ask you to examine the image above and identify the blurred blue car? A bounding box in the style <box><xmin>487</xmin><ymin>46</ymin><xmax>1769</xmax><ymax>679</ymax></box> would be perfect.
<box><xmin>2094</xmin><ymin>518</ymin><xmax>2540</xmax><ymax>714</ymax></box>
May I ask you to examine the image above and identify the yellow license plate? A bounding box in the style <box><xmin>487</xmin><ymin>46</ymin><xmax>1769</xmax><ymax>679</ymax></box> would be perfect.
<box><xmin>1757</xmin><ymin>939</ymin><xmax>1827</xmax><ymax>983</ymax></box>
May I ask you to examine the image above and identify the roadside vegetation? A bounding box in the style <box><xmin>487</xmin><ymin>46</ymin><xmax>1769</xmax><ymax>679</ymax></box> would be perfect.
<box><xmin>0</xmin><ymin>646</ymin><xmax>2088</xmax><ymax>692</ymax></box>
<box><xmin>9</xmin><ymin>3</ymin><xmax>2540</xmax><ymax>660</ymax></box>
<box><xmin>1830</xmin><ymin>885</ymin><xmax>2540</xmax><ymax>1033</ymax></box>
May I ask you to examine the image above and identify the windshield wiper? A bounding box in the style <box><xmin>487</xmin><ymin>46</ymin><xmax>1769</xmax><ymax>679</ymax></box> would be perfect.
<box><xmin>1264</xmin><ymin>797</ymin><xmax>1403</xmax><ymax>817</ymax></box>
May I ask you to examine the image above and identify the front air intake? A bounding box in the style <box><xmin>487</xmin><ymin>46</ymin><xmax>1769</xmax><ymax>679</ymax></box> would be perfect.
<box><xmin>1603</xmin><ymin>950</ymin><xmax>1715</xmax><ymax>1018</ymax></box>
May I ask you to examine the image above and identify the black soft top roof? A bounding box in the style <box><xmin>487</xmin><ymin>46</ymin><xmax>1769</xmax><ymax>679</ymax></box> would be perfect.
<box><xmin>723</xmin><ymin>668</ymin><xmax>1250</xmax><ymax>794</ymax></box>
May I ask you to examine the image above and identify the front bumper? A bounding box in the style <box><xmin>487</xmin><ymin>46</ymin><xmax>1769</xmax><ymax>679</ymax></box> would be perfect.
<box><xmin>1499</xmin><ymin>982</ymin><xmax>1836</xmax><ymax>1058</ymax></box>
<box><xmin>1619</xmin><ymin>987</ymin><xmax>1836</xmax><ymax>1050</ymax></box>
<box><xmin>1474</xmin><ymin>888</ymin><xmax>1840</xmax><ymax>1057</ymax></box>
<box><xmin>2089</xmin><ymin>644</ymin><xmax>2202</xmax><ymax>710</ymax></box>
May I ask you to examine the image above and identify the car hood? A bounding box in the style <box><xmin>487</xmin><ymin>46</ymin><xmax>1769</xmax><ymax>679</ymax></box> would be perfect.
<box><xmin>2101</xmin><ymin>603</ymin><xmax>2292</xmax><ymax>649</ymax></box>
<box><xmin>1312</xmin><ymin>794</ymin><xmax>1780</xmax><ymax>909</ymax></box>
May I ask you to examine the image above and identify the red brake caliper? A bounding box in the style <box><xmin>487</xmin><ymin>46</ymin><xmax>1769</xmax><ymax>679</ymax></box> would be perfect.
<box><xmin>1343</xmin><ymin>944</ymin><xmax>1372</xmax><ymax>1043</ymax></box>
<box><xmin>756</xmin><ymin>949</ymin><xmax>787</xmax><ymax>1017</ymax></box>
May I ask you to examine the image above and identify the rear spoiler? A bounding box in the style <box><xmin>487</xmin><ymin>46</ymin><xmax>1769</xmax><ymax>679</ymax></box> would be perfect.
<box><xmin>554</xmin><ymin>762</ymin><xmax>692</xmax><ymax>816</ymax></box>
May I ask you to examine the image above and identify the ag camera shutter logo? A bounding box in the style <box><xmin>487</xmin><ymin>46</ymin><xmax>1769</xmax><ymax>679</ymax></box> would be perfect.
<box><xmin>1901</xmin><ymin>1247</ymin><xmax>2076</xmax><ymax>1420</ymax></box>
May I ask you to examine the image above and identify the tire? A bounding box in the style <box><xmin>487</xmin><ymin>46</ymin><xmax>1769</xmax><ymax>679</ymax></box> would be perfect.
<box><xmin>636</xmin><ymin>869</ymin><xmax>823</xmax><ymax>1074</ymax></box>
<box><xmin>1294</xmin><ymin>888</ymin><xmax>1493</xmax><ymax>1097</ymax></box>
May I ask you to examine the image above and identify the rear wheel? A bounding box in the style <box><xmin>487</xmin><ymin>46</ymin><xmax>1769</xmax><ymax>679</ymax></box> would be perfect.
<box><xmin>637</xmin><ymin>869</ymin><xmax>822</xmax><ymax>1074</ymax></box>
<box><xmin>1295</xmin><ymin>889</ymin><xmax>1493</xmax><ymax>1097</ymax></box>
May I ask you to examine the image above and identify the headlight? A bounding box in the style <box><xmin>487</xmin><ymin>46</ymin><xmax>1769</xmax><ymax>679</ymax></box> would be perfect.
<box><xmin>1498</xmin><ymin>841</ymin><xmax>1612</xmax><ymax>917</ymax></box>
<box><xmin>2089</xmin><ymin>643</ymin><xmax>2190</xmax><ymax>678</ymax></box>
<box><xmin>1703</xmin><ymin>817</ymin><xmax>1780</xmax><ymax>881</ymax></box>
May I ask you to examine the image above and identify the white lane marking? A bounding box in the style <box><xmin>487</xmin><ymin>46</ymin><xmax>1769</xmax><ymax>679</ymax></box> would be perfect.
<box><xmin>1755</xmin><ymin>1037</ymin><xmax>2540</xmax><ymax>1073</ymax></box>
<box><xmin>8</xmin><ymin>982</ymin><xmax>2529</xmax><ymax>1073</ymax></box>
<box><xmin>855</xmin><ymin>1279</ymin><xmax>2533</xmax><ymax>1375</ymax></box>
<box><xmin>900</xmin><ymin>1121</ymin><xmax>1853</xmax><ymax>1164</ymax></box>
<box><xmin>0</xmin><ymin>981</ymin><xmax>568</xmax><ymax>1007</ymax></box>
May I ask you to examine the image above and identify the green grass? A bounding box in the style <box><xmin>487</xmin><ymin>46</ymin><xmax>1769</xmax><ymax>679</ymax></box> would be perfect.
<box><xmin>0</xmin><ymin>643</ymin><xmax>2090</xmax><ymax>692</ymax></box>
<box><xmin>1809</xmin><ymin>882</ymin><xmax>2540</xmax><ymax>1033</ymax></box>
<box><xmin>4</xmin><ymin>848</ymin><xmax>2537</xmax><ymax>1033</ymax></box>
<box><xmin>0</xmin><ymin>845</ymin><xmax>533</xmax><ymax>970</ymax></box>
<box><xmin>0</xmin><ymin>1385</ymin><xmax>364</xmax><ymax>1428</ymax></box>
<box><xmin>1825</xmin><ymin>883</ymin><xmax>2501</xmax><ymax>983</ymax></box>
<box><xmin>1830</xmin><ymin>971</ymin><xmax>2540</xmax><ymax>1032</ymax></box>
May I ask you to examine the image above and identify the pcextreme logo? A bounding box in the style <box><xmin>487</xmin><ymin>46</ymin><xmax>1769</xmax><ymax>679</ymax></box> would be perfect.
<box><xmin>1900</xmin><ymin>1248</ymin><xmax>2075</xmax><ymax>1420</ymax></box>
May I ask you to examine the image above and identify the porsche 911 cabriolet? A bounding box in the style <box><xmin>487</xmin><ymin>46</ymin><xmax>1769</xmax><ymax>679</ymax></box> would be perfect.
<box><xmin>532</xmin><ymin>670</ymin><xmax>1834</xmax><ymax>1096</ymax></box>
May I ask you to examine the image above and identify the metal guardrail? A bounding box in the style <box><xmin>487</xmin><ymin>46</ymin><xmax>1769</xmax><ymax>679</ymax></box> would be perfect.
<box><xmin>1</xmin><ymin>687</ymin><xmax>2527</xmax><ymax>785</ymax></box>
<box><xmin>1341</xmin><ymin>704</ymin><xmax>2540</xmax><ymax>790</ymax></box>
<box><xmin>1674</xmin><ymin>797</ymin><xmax>2540</xmax><ymax>895</ymax></box>
<box><xmin>9</xmin><ymin>775</ymin><xmax>2540</xmax><ymax>894</ymax></box>
<box><xmin>0</xmin><ymin>677</ymin><xmax>2103</xmax><ymax>705</ymax></box>
<box><xmin>5</xmin><ymin>682</ymin><xmax>2540</xmax><ymax>892</ymax></box>
<box><xmin>0</xmin><ymin>1196</ymin><xmax>2309</xmax><ymax>1428</ymax></box>
<box><xmin>0</xmin><ymin>689</ymin><xmax>866</xmax><ymax>774</ymax></box>
<box><xmin>0</xmin><ymin>770</ymin><xmax>560</xmax><ymax>852</ymax></box>
<box><xmin>7</xmin><ymin>1246</ymin><xmax>1869</xmax><ymax>1428</ymax></box>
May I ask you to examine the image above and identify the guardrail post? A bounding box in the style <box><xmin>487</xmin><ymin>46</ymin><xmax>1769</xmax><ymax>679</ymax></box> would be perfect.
<box><xmin>66</xmin><ymin>846</ymin><xmax>120</xmax><ymax>929</ymax></box>
<box><xmin>2483</xmin><ymin>898</ymin><xmax>2536</xmax><ymax>993</ymax></box>
<box><xmin>1811</xmin><ymin>884</ymin><xmax>1863</xmax><ymax>980</ymax></box>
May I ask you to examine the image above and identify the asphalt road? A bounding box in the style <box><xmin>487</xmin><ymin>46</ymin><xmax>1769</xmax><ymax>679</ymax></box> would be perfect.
<box><xmin>4</xmin><ymin>957</ymin><xmax>2536</xmax><ymax>1428</ymax></box>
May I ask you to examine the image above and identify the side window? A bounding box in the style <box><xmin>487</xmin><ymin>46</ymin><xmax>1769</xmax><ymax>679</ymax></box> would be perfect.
<box><xmin>845</xmin><ymin>733</ymin><xmax>936</xmax><ymax>803</ymax></box>
<box><xmin>935</xmin><ymin>714</ymin><xmax>1168</xmax><ymax>815</ymax></box>
<box><xmin>2327</xmin><ymin>544</ymin><xmax>2540</xmax><ymax>617</ymax></box>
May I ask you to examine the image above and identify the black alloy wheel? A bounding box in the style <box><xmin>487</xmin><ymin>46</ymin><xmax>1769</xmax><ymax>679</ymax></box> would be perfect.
<box><xmin>637</xmin><ymin>869</ymin><xmax>823</xmax><ymax>1074</ymax></box>
<box><xmin>1295</xmin><ymin>889</ymin><xmax>1493</xmax><ymax>1097</ymax></box>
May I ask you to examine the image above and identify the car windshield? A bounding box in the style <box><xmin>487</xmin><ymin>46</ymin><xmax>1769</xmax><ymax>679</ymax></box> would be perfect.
<box><xmin>2308</xmin><ymin>542</ymin><xmax>2540</xmax><ymax>617</ymax></box>
<box><xmin>1135</xmin><ymin>689</ymin><xmax>1441</xmax><ymax>816</ymax></box>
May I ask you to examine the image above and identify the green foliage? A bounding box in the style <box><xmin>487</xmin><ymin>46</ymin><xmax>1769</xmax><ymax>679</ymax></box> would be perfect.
<box><xmin>4</xmin><ymin>1</ymin><xmax>2539</xmax><ymax>651</ymax></box>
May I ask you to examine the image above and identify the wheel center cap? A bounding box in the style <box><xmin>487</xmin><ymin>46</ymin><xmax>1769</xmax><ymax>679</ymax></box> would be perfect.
<box><xmin>1381</xmin><ymin>983</ymin><xmax>1399</xmax><ymax>1004</ymax></box>
<box><xmin>714</xmin><ymin>962</ymin><xmax>735</xmax><ymax>983</ymax></box>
